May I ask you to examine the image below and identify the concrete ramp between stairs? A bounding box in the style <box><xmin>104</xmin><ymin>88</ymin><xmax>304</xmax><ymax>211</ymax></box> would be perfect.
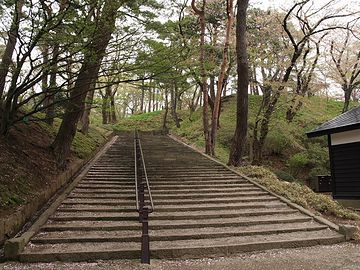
<box><xmin>6</xmin><ymin>132</ymin><xmax>345</xmax><ymax>262</ymax></box>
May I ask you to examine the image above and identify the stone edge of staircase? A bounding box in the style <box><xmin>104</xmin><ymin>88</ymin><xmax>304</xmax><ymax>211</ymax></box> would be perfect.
<box><xmin>167</xmin><ymin>133</ymin><xmax>354</xmax><ymax>240</ymax></box>
<box><xmin>3</xmin><ymin>134</ymin><xmax>118</xmax><ymax>260</ymax></box>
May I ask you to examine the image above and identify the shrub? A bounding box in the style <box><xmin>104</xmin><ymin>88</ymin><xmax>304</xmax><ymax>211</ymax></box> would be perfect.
<box><xmin>306</xmin><ymin>143</ymin><xmax>330</xmax><ymax>170</ymax></box>
<box><xmin>238</xmin><ymin>165</ymin><xmax>360</xmax><ymax>220</ymax></box>
<box><xmin>264</xmin><ymin>132</ymin><xmax>290</xmax><ymax>155</ymax></box>
<box><xmin>288</xmin><ymin>152</ymin><xmax>310</xmax><ymax>175</ymax></box>
<box><xmin>275</xmin><ymin>170</ymin><xmax>296</xmax><ymax>182</ymax></box>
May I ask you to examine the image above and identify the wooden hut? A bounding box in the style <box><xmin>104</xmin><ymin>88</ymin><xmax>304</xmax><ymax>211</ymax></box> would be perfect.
<box><xmin>307</xmin><ymin>106</ymin><xmax>360</xmax><ymax>200</ymax></box>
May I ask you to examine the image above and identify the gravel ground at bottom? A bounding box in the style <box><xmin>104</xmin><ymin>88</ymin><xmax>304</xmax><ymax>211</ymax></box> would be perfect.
<box><xmin>1</xmin><ymin>243</ymin><xmax>359</xmax><ymax>270</ymax></box>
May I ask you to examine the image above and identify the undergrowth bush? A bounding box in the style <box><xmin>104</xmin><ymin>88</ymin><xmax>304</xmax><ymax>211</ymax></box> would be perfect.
<box><xmin>275</xmin><ymin>170</ymin><xmax>296</xmax><ymax>182</ymax></box>
<box><xmin>237</xmin><ymin>165</ymin><xmax>360</xmax><ymax>221</ymax></box>
<box><xmin>288</xmin><ymin>143</ymin><xmax>330</xmax><ymax>178</ymax></box>
<box><xmin>288</xmin><ymin>152</ymin><xmax>310</xmax><ymax>175</ymax></box>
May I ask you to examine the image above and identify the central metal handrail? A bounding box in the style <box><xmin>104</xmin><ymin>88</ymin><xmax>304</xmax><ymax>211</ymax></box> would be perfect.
<box><xmin>134</xmin><ymin>130</ymin><xmax>154</xmax><ymax>213</ymax></box>
<box><xmin>134</xmin><ymin>129</ymin><xmax>154</xmax><ymax>264</ymax></box>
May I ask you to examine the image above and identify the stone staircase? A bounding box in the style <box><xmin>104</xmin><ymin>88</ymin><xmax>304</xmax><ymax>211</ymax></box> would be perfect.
<box><xmin>17</xmin><ymin>132</ymin><xmax>344</xmax><ymax>262</ymax></box>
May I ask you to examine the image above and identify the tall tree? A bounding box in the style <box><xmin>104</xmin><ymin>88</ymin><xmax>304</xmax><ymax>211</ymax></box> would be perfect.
<box><xmin>210</xmin><ymin>0</ymin><xmax>234</xmax><ymax>155</ymax></box>
<box><xmin>228</xmin><ymin>0</ymin><xmax>249</xmax><ymax>166</ymax></box>
<box><xmin>0</xmin><ymin>0</ymin><xmax>24</xmax><ymax>103</ymax></box>
<box><xmin>42</xmin><ymin>0</ymin><xmax>67</xmax><ymax>126</ymax></box>
<box><xmin>192</xmin><ymin>0</ymin><xmax>211</xmax><ymax>154</ymax></box>
<box><xmin>251</xmin><ymin>1</ymin><xmax>354</xmax><ymax>164</ymax></box>
<box><xmin>52</xmin><ymin>0</ymin><xmax>127</xmax><ymax>166</ymax></box>
<box><xmin>330</xmin><ymin>31</ymin><xmax>360</xmax><ymax>113</ymax></box>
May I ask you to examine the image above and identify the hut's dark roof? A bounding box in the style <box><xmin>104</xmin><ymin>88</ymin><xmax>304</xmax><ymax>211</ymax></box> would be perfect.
<box><xmin>306</xmin><ymin>106</ymin><xmax>360</xmax><ymax>138</ymax></box>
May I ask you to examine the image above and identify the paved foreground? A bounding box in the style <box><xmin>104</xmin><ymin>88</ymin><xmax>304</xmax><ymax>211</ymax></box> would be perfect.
<box><xmin>1</xmin><ymin>243</ymin><xmax>359</xmax><ymax>270</ymax></box>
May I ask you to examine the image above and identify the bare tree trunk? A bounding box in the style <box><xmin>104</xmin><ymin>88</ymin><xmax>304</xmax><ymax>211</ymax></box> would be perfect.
<box><xmin>52</xmin><ymin>0</ymin><xmax>122</xmax><ymax>167</ymax></box>
<box><xmin>110</xmin><ymin>91</ymin><xmax>117</xmax><ymax>123</ymax></box>
<box><xmin>43</xmin><ymin>1</ymin><xmax>67</xmax><ymax>126</ymax></box>
<box><xmin>343</xmin><ymin>87</ymin><xmax>352</xmax><ymax>113</ymax></box>
<box><xmin>210</xmin><ymin>0</ymin><xmax>234</xmax><ymax>156</ymax></box>
<box><xmin>155</xmin><ymin>89</ymin><xmax>159</xmax><ymax>111</ymax></box>
<box><xmin>80</xmin><ymin>86</ymin><xmax>95</xmax><ymax>134</ymax></box>
<box><xmin>192</xmin><ymin>0</ymin><xmax>211</xmax><ymax>154</ymax></box>
<box><xmin>101</xmin><ymin>86</ymin><xmax>111</xmax><ymax>124</ymax></box>
<box><xmin>41</xmin><ymin>46</ymin><xmax>49</xmax><ymax>103</ymax></box>
<box><xmin>189</xmin><ymin>85</ymin><xmax>200</xmax><ymax>120</ymax></box>
<box><xmin>140</xmin><ymin>80</ymin><xmax>145</xmax><ymax>113</ymax></box>
<box><xmin>152</xmin><ymin>86</ymin><xmax>156</xmax><ymax>111</ymax></box>
<box><xmin>162</xmin><ymin>89</ymin><xmax>169</xmax><ymax>133</ymax></box>
<box><xmin>170</xmin><ymin>84</ymin><xmax>181</xmax><ymax>128</ymax></box>
<box><xmin>148</xmin><ymin>87</ymin><xmax>152</xmax><ymax>113</ymax></box>
<box><xmin>0</xmin><ymin>0</ymin><xmax>24</xmax><ymax>103</ymax></box>
<box><xmin>228</xmin><ymin>0</ymin><xmax>249</xmax><ymax>166</ymax></box>
<box><xmin>44</xmin><ymin>45</ymin><xmax>59</xmax><ymax>126</ymax></box>
<box><xmin>209</xmin><ymin>76</ymin><xmax>215</xmax><ymax>112</ymax></box>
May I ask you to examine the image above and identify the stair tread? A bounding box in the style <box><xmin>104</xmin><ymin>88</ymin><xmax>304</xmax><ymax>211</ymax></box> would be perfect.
<box><xmin>22</xmin><ymin>229</ymin><xmax>342</xmax><ymax>255</ymax></box>
<box><xmin>44</xmin><ymin>213</ymin><xmax>311</xmax><ymax>228</ymax></box>
<box><xmin>33</xmin><ymin>221</ymin><xmax>328</xmax><ymax>241</ymax></box>
<box><xmin>51</xmin><ymin>208</ymin><xmax>296</xmax><ymax>219</ymax></box>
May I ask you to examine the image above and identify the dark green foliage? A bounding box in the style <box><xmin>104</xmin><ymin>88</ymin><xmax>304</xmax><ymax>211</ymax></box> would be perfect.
<box><xmin>288</xmin><ymin>152</ymin><xmax>310</xmax><ymax>175</ymax></box>
<box><xmin>275</xmin><ymin>170</ymin><xmax>296</xmax><ymax>182</ymax></box>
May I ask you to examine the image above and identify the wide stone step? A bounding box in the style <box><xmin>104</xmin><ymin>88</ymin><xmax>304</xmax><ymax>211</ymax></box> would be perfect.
<box><xmin>150</xmin><ymin>191</ymin><xmax>269</xmax><ymax>199</ymax></box>
<box><xmin>31</xmin><ymin>221</ymin><xmax>328</xmax><ymax>244</ymax></box>
<box><xmin>50</xmin><ymin>208</ymin><xmax>297</xmax><ymax>222</ymax></box>
<box><xmin>73</xmin><ymin>186</ymin><xmax>262</xmax><ymax>194</ymax></box>
<box><xmin>69</xmin><ymin>193</ymin><xmax>135</xmax><ymax>199</ymax></box>
<box><xmin>57</xmin><ymin>206</ymin><xmax>136</xmax><ymax>213</ymax></box>
<box><xmin>148</xmin><ymin>174</ymin><xmax>241</xmax><ymax>179</ymax></box>
<box><xmin>79</xmin><ymin>181</ymin><xmax>134</xmax><ymax>185</ymax></box>
<box><xmin>76</xmin><ymin>184</ymin><xmax>135</xmax><ymax>189</ymax></box>
<box><xmin>69</xmin><ymin>191</ymin><xmax>135</xmax><ymax>196</ymax></box>
<box><xmin>83</xmin><ymin>177</ymin><xmax>134</xmax><ymax>181</ymax></box>
<box><xmin>57</xmin><ymin>201</ymin><xmax>286</xmax><ymax>213</ymax></box>
<box><xmin>81</xmin><ymin>180</ymin><xmax>133</xmax><ymax>184</ymax></box>
<box><xmin>146</xmin><ymin>169</ymin><xmax>230</xmax><ymax>173</ymax></box>
<box><xmin>19</xmin><ymin>229</ymin><xmax>343</xmax><ymax>262</ymax></box>
<box><xmin>149</xmin><ymin>183</ymin><xmax>256</xmax><ymax>189</ymax></box>
<box><xmin>62</xmin><ymin>196</ymin><xmax>278</xmax><ymax>206</ymax></box>
<box><xmin>149</xmin><ymin>178</ymin><xmax>246</xmax><ymax>187</ymax></box>
<box><xmin>152</xmin><ymin>189</ymin><xmax>265</xmax><ymax>195</ymax></box>
<box><xmin>42</xmin><ymin>214</ymin><xmax>312</xmax><ymax>231</ymax></box>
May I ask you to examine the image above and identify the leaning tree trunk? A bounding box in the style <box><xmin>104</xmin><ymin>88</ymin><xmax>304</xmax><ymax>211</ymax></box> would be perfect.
<box><xmin>0</xmin><ymin>0</ymin><xmax>24</xmax><ymax>103</ymax></box>
<box><xmin>228</xmin><ymin>0</ymin><xmax>249</xmax><ymax>166</ymax></box>
<box><xmin>51</xmin><ymin>0</ymin><xmax>123</xmax><ymax>167</ymax></box>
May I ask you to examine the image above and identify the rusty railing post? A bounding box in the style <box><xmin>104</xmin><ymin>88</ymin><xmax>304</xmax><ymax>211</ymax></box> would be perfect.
<box><xmin>140</xmin><ymin>207</ymin><xmax>150</xmax><ymax>264</ymax></box>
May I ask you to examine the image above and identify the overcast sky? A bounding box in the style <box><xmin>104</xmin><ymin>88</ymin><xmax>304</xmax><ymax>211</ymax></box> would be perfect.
<box><xmin>251</xmin><ymin>0</ymin><xmax>360</xmax><ymax>12</ymax></box>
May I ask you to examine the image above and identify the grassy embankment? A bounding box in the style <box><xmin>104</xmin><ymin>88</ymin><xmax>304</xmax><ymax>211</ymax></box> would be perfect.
<box><xmin>0</xmin><ymin>116</ymin><xmax>110</xmax><ymax>211</ymax></box>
